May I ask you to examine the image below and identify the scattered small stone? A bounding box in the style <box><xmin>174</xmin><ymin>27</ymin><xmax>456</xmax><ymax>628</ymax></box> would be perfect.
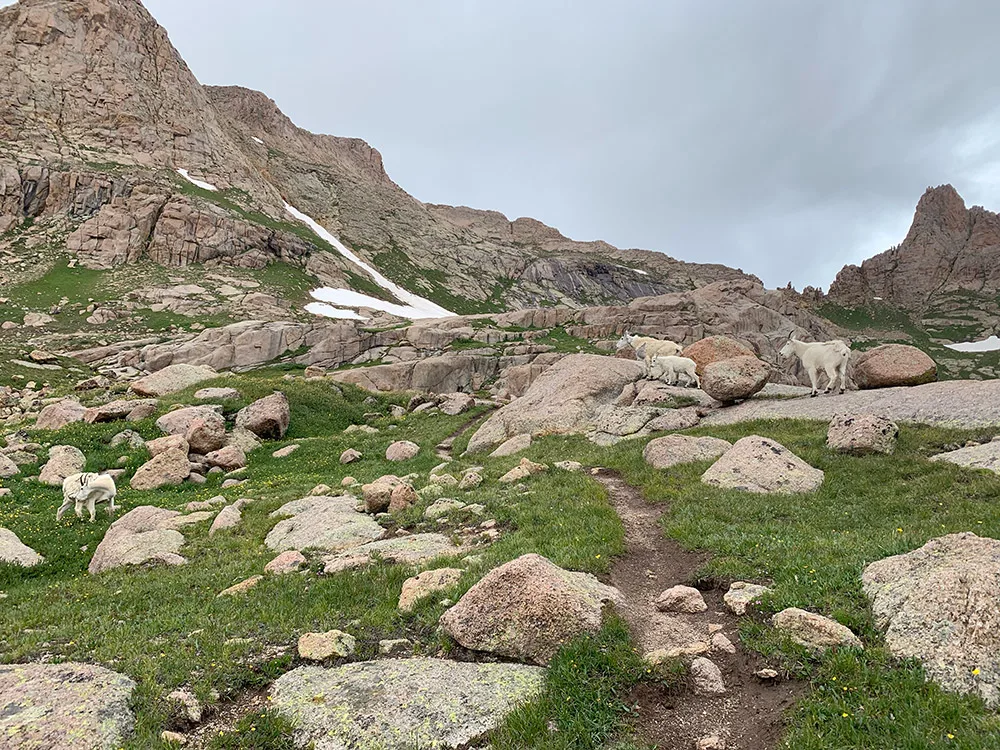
<box><xmin>710</xmin><ymin>632</ymin><xmax>736</xmax><ymax>654</ymax></box>
<box><xmin>217</xmin><ymin>575</ymin><xmax>263</xmax><ymax>597</ymax></box>
<box><xmin>161</xmin><ymin>730</ymin><xmax>188</xmax><ymax>746</ymax></box>
<box><xmin>386</xmin><ymin>440</ymin><xmax>420</xmax><ymax>462</ymax></box>
<box><xmin>655</xmin><ymin>585</ymin><xmax>708</xmax><ymax>614</ymax></box>
<box><xmin>554</xmin><ymin>460</ymin><xmax>584</xmax><ymax>472</ymax></box>
<box><xmin>695</xmin><ymin>736</ymin><xmax>726</xmax><ymax>750</ymax></box>
<box><xmin>399</xmin><ymin>568</ymin><xmax>463</xmax><ymax>612</ymax></box>
<box><xmin>723</xmin><ymin>581</ymin><xmax>772</xmax><ymax>615</ymax></box>
<box><xmin>310</xmin><ymin>484</ymin><xmax>332</xmax><ymax>495</ymax></box>
<box><xmin>167</xmin><ymin>688</ymin><xmax>203</xmax><ymax>724</ymax></box>
<box><xmin>425</xmin><ymin>498</ymin><xmax>467</xmax><ymax>519</ymax></box>
<box><xmin>459</xmin><ymin>471</ymin><xmax>484</xmax><ymax>490</ymax></box>
<box><xmin>690</xmin><ymin>657</ymin><xmax>726</xmax><ymax>696</ymax></box>
<box><xmin>272</xmin><ymin>444</ymin><xmax>300</xmax><ymax>459</ymax></box>
<box><xmin>297</xmin><ymin>629</ymin><xmax>357</xmax><ymax>660</ymax></box>
<box><xmin>340</xmin><ymin>448</ymin><xmax>362</xmax><ymax>464</ymax></box>
<box><xmin>755</xmin><ymin>668</ymin><xmax>779</xmax><ymax>680</ymax></box>
<box><xmin>772</xmin><ymin>608</ymin><xmax>863</xmax><ymax>652</ymax></box>
<box><xmin>265</xmin><ymin>550</ymin><xmax>307</xmax><ymax>575</ymax></box>
<box><xmin>378</xmin><ymin>638</ymin><xmax>413</xmax><ymax>656</ymax></box>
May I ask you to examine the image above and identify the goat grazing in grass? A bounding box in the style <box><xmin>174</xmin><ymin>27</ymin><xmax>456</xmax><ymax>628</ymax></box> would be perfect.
<box><xmin>57</xmin><ymin>472</ymin><xmax>118</xmax><ymax>522</ymax></box>
<box><xmin>649</xmin><ymin>355</ymin><xmax>700</xmax><ymax>388</ymax></box>
<box><xmin>779</xmin><ymin>337</ymin><xmax>851</xmax><ymax>397</ymax></box>
<box><xmin>616</xmin><ymin>331</ymin><xmax>683</xmax><ymax>376</ymax></box>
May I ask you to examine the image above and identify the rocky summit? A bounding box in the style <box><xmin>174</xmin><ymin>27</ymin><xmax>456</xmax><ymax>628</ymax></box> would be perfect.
<box><xmin>2</xmin><ymin>2</ymin><xmax>1000</xmax><ymax>750</ymax></box>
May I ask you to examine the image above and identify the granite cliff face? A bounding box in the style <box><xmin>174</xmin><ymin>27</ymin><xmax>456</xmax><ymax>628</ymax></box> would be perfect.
<box><xmin>828</xmin><ymin>185</ymin><xmax>1000</xmax><ymax>315</ymax></box>
<box><xmin>0</xmin><ymin>0</ymin><xmax>755</xmax><ymax>319</ymax></box>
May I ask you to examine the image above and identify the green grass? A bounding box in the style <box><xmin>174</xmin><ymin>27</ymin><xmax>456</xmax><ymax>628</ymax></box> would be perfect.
<box><xmin>4</xmin><ymin>370</ymin><xmax>1000</xmax><ymax>748</ymax></box>
<box><xmin>536</xmin><ymin>326</ymin><xmax>604</xmax><ymax>354</ymax></box>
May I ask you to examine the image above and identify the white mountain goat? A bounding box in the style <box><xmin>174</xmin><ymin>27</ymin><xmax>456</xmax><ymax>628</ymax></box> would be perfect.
<box><xmin>616</xmin><ymin>331</ymin><xmax>683</xmax><ymax>375</ymax></box>
<box><xmin>57</xmin><ymin>472</ymin><xmax>118</xmax><ymax>522</ymax></box>
<box><xmin>649</xmin><ymin>355</ymin><xmax>700</xmax><ymax>388</ymax></box>
<box><xmin>779</xmin><ymin>337</ymin><xmax>851</xmax><ymax>397</ymax></box>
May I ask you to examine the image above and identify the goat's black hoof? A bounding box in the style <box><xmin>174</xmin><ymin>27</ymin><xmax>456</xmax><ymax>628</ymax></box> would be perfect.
<box><xmin>810</xmin><ymin>392</ymin><xmax>818</xmax><ymax>398</ymax></box>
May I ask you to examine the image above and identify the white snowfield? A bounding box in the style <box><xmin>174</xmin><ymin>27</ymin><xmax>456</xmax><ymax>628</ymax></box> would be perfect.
<box><xmin>177</xmin><ymin>168</ymin><xmax>218</xmax><ymax>192</ymax></box>
<box><xmin>945</xmin><ymin>335</ymin><xmax>1000</xmax><ymax>353</ymax></box>
<box><xmin>252</xmin><ymin>136</ymin><xmax>264</xmax><ymax>145</ymax></box>
<box><xmin>304</xmin><ymin>303</ymin><xmax>366</xmax><ymax>321</ymax></box>
<box><xmin>284</xmin><ymin>203</ymin><xmax>455</xmax><ymax>321</ymax></box>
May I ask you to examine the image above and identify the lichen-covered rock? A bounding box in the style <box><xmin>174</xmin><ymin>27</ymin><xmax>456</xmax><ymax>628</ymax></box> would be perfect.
<box><xmin>131</xmin><ymin>448</ymin><xmax>191</xmax><ymax>490</ymax></box>
<box><xmin>643</xmin><ymin>435</ymin><xmax>731</xmax><ymax>470</ymax></box>
<box><xmin>723</xmin><ymin>581</ymin><xmax>772</xmax><ymax>615</ymax></box>
<box><xmin>929</xmin><ymin>441</ymin><xmax>1000</xmax><ymax>475</ymax></box>
<box><xmin>322</xmin><ymin>534</ymin><xmax>460</xmax><ymax>574</ymax></box>
<box><xmin>399</xmin><ymin>568</ymin><xmax>464</xmax><ymax>612</ymax></box>
<box><xmin>89</xmin><ymin>506</ymin><xmax>187</xmax><ymax>574</ymax></box>
<box><xmin>853</xmin><ymin>344</ymin><xmax>937</xmax><ymax>389</ymax></box>
<box><xmin>701</xmin><ymin>436</ymin><xmax>824</xmax><ymax>494</ymax></box>
<box><xmin>194</xmin><ymin>387</ymin><xmax>241</xmax><ymax>400</ymax></box>
<box><xmin>235</xmin><ymin>392</ymin><xmax>290</xmax><ymax>439</ymax></box>
<box><xmin>439</xmin><ymin>553</ymin><xmax>623</xmax><ymax>665</ymax></box>
<box><xmin>827</xmin><ymin>414</ymin><xmax>899</xmax><ymax>454</ymax></box>
<box><xmin>298</xmin><ymin>630</ymin><xmax>357</xmax><ymax>660</ymax></box>
<box><xmin>265</xmin><ymin>496</ymin><xmax>383</xmax><ymax>554</ymax></box>
<box><xmin>862</xmin><ymin>532</ymin><xmax>1000</xmax><ymax>707</ymax></box>
<box><xmin>772</xmin><ymin>608</ymin><xmax>863</xmax><ymax>652</ymax></box>
<box><xmin>0</xmin><ymin>527</ymin><xmax>43</xmax><ymax>567</ymax></box>
<box><xmin>270</xmin><ymin>659</ymin><xmax>545</xmax><ymax>750</ymax></box>
<box><xmin>0</xmin><ymin>663</ymin><xmax>136</xmax><ymax>749</ymax></box>
<box><xmin>700</xmin><ymin>356</ymin><xmax>770</xmax><ymax>403</ymax></box>
<box><xmin>131</xmin><ymin>364</ymin><xmax>218</xmax><ymax>396</ymax></box>
<box><xmin>39</xmin><ymin>445</ymin><xmax>86</xmax><ymax>486</ymax></box>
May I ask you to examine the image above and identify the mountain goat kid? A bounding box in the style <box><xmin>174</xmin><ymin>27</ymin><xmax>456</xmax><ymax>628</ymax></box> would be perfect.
<box><xmin>649</xmin><ymin>355</ymin><xmax>700</xmax><ymax>388</ymax></box>
<box><xmin>57</xmin><ymin>472</ymin><xmax>118</xmax><ymax>522</ymax></box>
<box><xmin>779</xmin><ymin>337</ymin><xmax>851</xmax><ymax>397</ymax></box>
<box><xmin>616</xmin><ymin>331</ymin><xmax>683</xmax><ymax>376</ymax></box>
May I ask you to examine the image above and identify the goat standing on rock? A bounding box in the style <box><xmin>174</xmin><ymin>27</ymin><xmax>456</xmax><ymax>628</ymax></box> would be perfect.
<box><xmin>780</xmin><ymin>337</ymin><xmax>851</xmax><ymax>397</ymax></box>
<box><xmin>616</xmin><ymin>331</ymin><xmax>682</xmax><ymax>376</ymax></box>
<box><xmin>649</xmin><ymin>355</ymin><xmax>700</xmax><ymax>388</ymax></box>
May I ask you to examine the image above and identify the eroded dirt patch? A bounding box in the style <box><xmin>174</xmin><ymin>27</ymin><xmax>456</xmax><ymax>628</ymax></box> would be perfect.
<box><xmin>594</xmin><ymin>470</ymin><xmax>804</xmax><ymax>749</ymax></box>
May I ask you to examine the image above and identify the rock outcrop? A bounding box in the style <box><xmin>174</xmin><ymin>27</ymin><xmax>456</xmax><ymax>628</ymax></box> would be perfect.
<box><xmin>265</xmin><ymin>496</ymin><xmax>383</xmax><ymax>553</ymax></box>
<box><xmin>862</xmin><ymin>533</ymin><xmax>1000</xmax><ymax>707</ymax></box>
<box><xmin>643</xmin><ymin>435</ymin><xmax>732</xmax><ymax>470</ymax></box>
<box><xmin>270</xmin><ymin>659</ymin><xmax>545</xmax><ymax>750</ymax></box>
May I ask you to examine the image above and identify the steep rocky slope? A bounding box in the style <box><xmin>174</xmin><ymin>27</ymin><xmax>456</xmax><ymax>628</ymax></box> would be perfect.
<box><xmin>0</xmin><ymin>0</ymin><xmax>754</xmax><ymax>325</ymax></box>
<box><xmin>820</xmin><ymin>185</ymin><xmax>1000</xmax><ymax>379</ymax></box>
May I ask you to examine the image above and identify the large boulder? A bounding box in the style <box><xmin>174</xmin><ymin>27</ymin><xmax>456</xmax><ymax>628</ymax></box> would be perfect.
<box><xmin>84</xmin><ymin>398</ymin><xmax>159</xmax><ymax>424</ymax></box>
<box><xmin>929</xmin><ymin>441</ymin><xmax>1000</xmax><ymax>475</ymax></box>
<box><xmin>0</xmin><ymin>663</ymin><xmax>136</xmax><ymax>748</ymax></box>
<box><xmin>265</xmin><ymin>496</ymin><xmax>384</xmax><ymax>554</ymax></box>
<box><xmin>184</xmin><ymin>416</ymin><xmax>227</xmax><ymax>454</ymax></box>
<box><xmin>235</xmin><ymin>392</ymin><xmax>290</xmax><ymax>439</ymax></box>
<box><xmin>827</xmin><ymin>414</ymin><xmax>899</xmax><ymax>454</ymax></box>
<box><xmin>862</xmin><ymin>533</ymin><xmax>1000</xmax><ymax>707</ymax></box>
<box><xmin>0</xmin><ymin>528</ymin><xmax>43</xmax><ymax>567</ymax></box>
<box><xmin>130</xmin><ymin>448</ymin><xmax>191</xmax><ymax>490</ymax></box>
<box><xmin>38</xmin><ymin>445</ymin><xmax>86</xmax><ymax>486</ymax></box>
<box><xmin>131</xmin><ymin>364</ymin><xmax>218</xmax><ymax>397</ymax></box>
<box><xmin>205</xmin><ymin>445</ymin><xmax>247</xmax><ymax>471</ymax></box>
<box><xmin>386</xmin><ymin>440</ymin><xmax>420</xmax><ymax>462</ymax></box>
<box><xmin>681</xmin><ymin>336</ymin><xmax>756</xmax><ymax>375</ymax></box>
<box><xmin>466</xmin><ymin>354</ymin><xmax>643</xmax><ymax>453</ymax></box>
<box><xmin>270</xmin><ymin>659</ymin><xmax>544</xmax><ymax>750</ymax></box>
<box><xmin>701</xmin><ymin>435</ymin><xmax>824</xmax><ymax>494</ymax></box>
<box><xmin>700</xmin><ymin>356</ymin><xmax>770</xmax><ymax>403</ymax></box>
<box><xmin>35</xmin><ymin>399</ymin><xmax>87</xmax><ymax>430</ymax></box>
<box><xmin>322</xmin><ymin>534</ymin><xmax>461</xmax><ymax>574</ymax></box>
<box><xmin>155</xmin><ymin>405</ymin><xmax>223</xmax><ymax>437</ymax></box>
<box><xmin>88</xmin><ymin>506</ymin><xmax>188</xmax><ymax>574</ymax></box>
<box><xmin>853</xmin><ymin>344</ymin><xmax>936</xmax><ymax>389</ymax></box>
<box><xmin>643</xmin><ymin>435</ymin><xmax>732</xmax><ymax>470</ymax></box>
<box><xmin>439</xmin><ymin>553</ymin><xmax>624</xmax><ymax>664</ymax></box>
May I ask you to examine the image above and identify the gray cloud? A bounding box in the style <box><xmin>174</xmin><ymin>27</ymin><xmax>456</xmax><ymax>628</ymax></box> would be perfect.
<box><xmin>146</xmin><ymin>0</ymin><xmax>1000</xmax><ymax>289</ymax></box>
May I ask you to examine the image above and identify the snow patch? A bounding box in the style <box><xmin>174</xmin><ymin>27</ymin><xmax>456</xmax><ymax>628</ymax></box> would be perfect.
<box><xmin>177</xmin><ymin>168</ymin><xmax>218</xmax><ymax>192</ymax></box>
<box><xmin>252</xmin><ymin>137</ymin><xmax>264</xmax><ymax>145</ymax></box>
<box><xmin>873</xmin><ymin>296</ymin><xmax>883</xmax><ymax>301</ymax></box>
<box><xmin>944</xmin><ymin>335</ymin><xmax>1000</xmax><ymax>353</ymax></box>
<box><xmin>305</xmin><ymin>302</ymin><xmax>367</xmax><ymax>321</ymax></box>
<box><xmin>615</xmin><ymin>264</ymin><xmax>649</xmax><ymax>276</ymax></box>
<box><xmin>284</xmin><ymin>203</ymin><xmax>455</xmax><ymax>320</ymax></box>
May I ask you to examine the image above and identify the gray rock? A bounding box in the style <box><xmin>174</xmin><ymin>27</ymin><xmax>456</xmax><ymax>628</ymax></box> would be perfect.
<box><xmin>827</xmin><ymin>414</ymin><xmax>899</xmax><ymax>454</ymax></box>
<box><xmin>862</xmin><ymin>532</ymin><xmax>1000</xmax><ymax>707</ymax></box>
<box><xmin>690</xmin><ymin>657</ymin><xmax>726</xmax><ymax>696</ymax></box>
<box><xmin>131</xmin><ymin>364</ymin><xmax>218</xmax><ymax>397</ymax></box>
<box><xmin>0</xmin><ymin>528</ymin><xmax>43</xmax><ymax>567</ymax></box>
<box><xmin>0</xmin><ymin>663</ymin><xmax>135</xmax><ymax>749</ymax></box>
<box><xmin>322</xmin><ymin>533</ymin><xmax>461</xmax><ymax>574</ymax></box>
<box><xmin>723</xmin><ymin>581</ymin><xmax>772</xmax><ymax>615</ymax></box>
<box><xmin>270</xmin><ymin>659</ymin><xmax>545</xmax><ymax>750</ymax></box>
<box><xmin>930</xmin><ymin>441</ymin><xmax>1000</xmax><ymax>475</ymax></box>
<box><xmin>490</xmin><ymin>433</ymin><xmax>532</xmax><ymax>458</ymax></box>
<box><xmin>298</xmin><ymin>630</ymin><xmax>357</xmax><ymax>660</ymax></box>
<box><xmin>194</xmin><ymin>387</ymin><xmax>241</xmax><ymax>400</ymax></box>
<box><xmin>89</xmin><ymin>506</ymin><xmax>187</xmax><ymax>574</ymax></box>
<box><xmin>110</xmin><ymin>429</ymin><xmax>146</xmax><ymax>450</ymax></box>
<box><xmin>702</xmin><ymin>436</ymin><xmax>824</xmax><ymax>494</ymax></box>
<box><xmin>265</xmin><ymin>496</ymin><xmax>383</xmax><ymax>554</ymax></box>
<box><xmin>399</xmin><ymin>568</ymin><xmax>464</xmax><ymax>611</ymax></box>
<box><xmin>643</xmin><ymin>434</ymin><xmax>731</xmax><ymax>470</ymax></box>
<box><xmin>424</xmin><ymin>498</ymin><xmax>466</xmax><ymax>519</ymax></box>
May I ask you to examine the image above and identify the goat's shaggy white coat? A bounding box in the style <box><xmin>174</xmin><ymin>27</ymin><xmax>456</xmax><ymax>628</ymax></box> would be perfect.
<box><xmin>58</xmin><ymin>472</ymin><xmax>117</xmax><ymax>522</ymax></box>
<box><xmin>616</xmin><ymin>331</ymin><xmax>683</xmax><ymax>375</ymax></box>
<box><xmin>779</xmin><ymin>338</ymin><xmax>851</xmax><ymax>396</ymax></box>
<box><xmin>649</xmin><ymin>355</ymin><xmax>700</xmax><ymax>388</ymax></box>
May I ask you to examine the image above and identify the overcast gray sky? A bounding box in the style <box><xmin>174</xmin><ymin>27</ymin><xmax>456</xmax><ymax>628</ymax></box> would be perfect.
<box><xmin>145</xmin><ymin>0</ymin><xmax>1000</xmax><ymax>290</ymax></box>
